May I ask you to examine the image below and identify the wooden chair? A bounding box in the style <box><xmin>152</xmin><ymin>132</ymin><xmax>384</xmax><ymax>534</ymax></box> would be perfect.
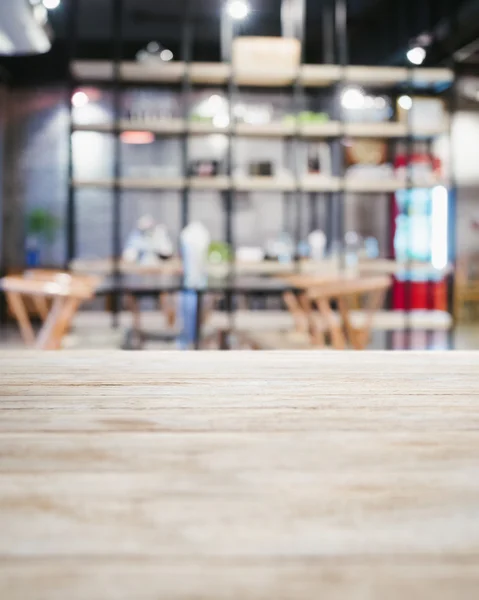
<box><xmin>454</xmin><ymin>254</ymin><xmax>479</xmax><ymax>322</ymax></box>
<box><xmin>1</xmin><ymin>272</ymin><xmax>98</xmax><ymax>350</ymax></box>
<box><xmin>307</xmin><ymin>275</ymin><xmax>391</xmax><ymax>350</ymax></box>
<box><xmin>240</xmin><ymin>275</ymin><xmax>391</xmax><ymax>351</ymax></box>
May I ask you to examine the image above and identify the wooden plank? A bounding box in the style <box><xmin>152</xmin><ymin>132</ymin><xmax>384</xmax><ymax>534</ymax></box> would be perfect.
<box><xmin>0</xmin><ymin>352</ymin><xmax>478</xmax><ymax>599</ymax></box>
<box><xmin>2</xmin><ymin>559</ymin><xmax>478</xmax><ymax>600</ymax></box>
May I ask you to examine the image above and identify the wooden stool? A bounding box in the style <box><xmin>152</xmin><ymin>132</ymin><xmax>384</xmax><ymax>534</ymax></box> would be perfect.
<box><xmin>1</xmin><ymin>273</ymin><xmax>98</xmax><ymax>350</ymax></box>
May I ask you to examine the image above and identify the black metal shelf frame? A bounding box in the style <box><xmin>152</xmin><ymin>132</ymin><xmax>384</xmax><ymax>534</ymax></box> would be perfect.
<box><xmin>65</xmin><ymin>0</ymin><xmax>458</xmax><ymax>346</ymax></box>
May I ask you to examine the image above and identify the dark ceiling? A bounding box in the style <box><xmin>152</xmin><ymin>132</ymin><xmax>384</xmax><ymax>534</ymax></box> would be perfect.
<box><xmin>2</xmin><ymin>0</ymin><xmax>479</xmax><ymax>84</ymax></box>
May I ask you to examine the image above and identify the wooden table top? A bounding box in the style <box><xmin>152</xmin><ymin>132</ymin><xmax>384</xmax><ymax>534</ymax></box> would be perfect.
<box><xmin>1</xmin><ymin>351</ymin><xmax>478</xmax><ymax>599</ymax></box>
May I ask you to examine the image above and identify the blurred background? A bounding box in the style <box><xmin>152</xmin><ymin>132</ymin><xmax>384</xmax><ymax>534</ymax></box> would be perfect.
<box><xmin>0</xmin><ymin>0</ymin><xmax>479</xmax><ymax>352</ymax></box>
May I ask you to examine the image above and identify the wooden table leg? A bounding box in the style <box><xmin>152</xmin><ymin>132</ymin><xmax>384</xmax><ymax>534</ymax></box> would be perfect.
<box><xmin>159</xmin><ymin>293</ymin><xmax>176</xmax><ymax>328</ymax></box>
<box><xmin>283</xmin><ymin>292</ymin><xmax>309</xmax><ymax>334</ymax></box>
<box><xmin>127</xmin><ymin>294</ymin><xmax>142</xmax><ymax>334</ymax></box>
<box><xmin>337</xmin><ymin>296</ymin><xmax>364</xmax><ymax>350</ymax></box>
<box><xmin>5</xmin><ymin>292</ymin><xmax>36</xmax><ymax>346</ymax></box>
<box><xmin>358</xmin><ymin>288</ymin><xmax>387</xmax><ymax>350</ymax></box>
<box><xmin>299</xmin><ymin>293</ymin><xmax>325</xmax><ymax>347</ymax></box>
<box><xmin>35</xmin><ymin>297</ymin><xmax>68</xmax><ymax>350</ymax></box>
<box><xmin>34</xmin><ymin>297</ymin><xmax>81</xmax><ymax>350</ymax></box>
<box><xmin>47</xmin><ymin>298</ymin><xmax>81</xmax><ymax>350</ymax></box>
<box><xmin>316</xmin><ymin>298</ymin><xmax>347</xmax><ymax>350</ymax></box>
<box><xmin>32</xmin><ymin>296</ymin><xmax>49</xmax><ymax>321</ymax></box>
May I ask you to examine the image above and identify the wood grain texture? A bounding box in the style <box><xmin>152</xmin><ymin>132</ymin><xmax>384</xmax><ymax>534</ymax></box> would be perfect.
<box><xmin>0</xmin><ymin>351</ymin><xmax>478</xmax><ymax>599</ymax></box>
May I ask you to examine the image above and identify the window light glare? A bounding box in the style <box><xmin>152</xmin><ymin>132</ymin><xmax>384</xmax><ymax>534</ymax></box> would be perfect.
<box><xmin>341</xmin><ymin>87</ymin><xmax>365</xmax><ymax>110</ymax></box>
<box><xmin>398</xmin><ymin>95</ymin><xmax>413</xmax><ymax>110</ymax></box>
<box><xmin>72</xmin><ymin>91</ymin><xmax>89</xmax><ymax>108</ymax></box>
<box><xmin>407</xmin><ymin>46</ymin><xmax>426</xmax><ymax>65</ymax></box>
<box><xmin>227</xmin><ymin>1</ymin><xmax>249</xmax><ymax>20</ymax></box>
<box><xmin>431</xmin><ymin>186</ymin><xmax>449</xmax><ymax>271</ymax></box>
<box><xmin>42</xmin><ymin>0</ymin><xmax>61</xmax><ymax>10</ymax></box>
<box><xmin>213</xmin><ymin>113</ymin><xmax>230</xmax><ymax>129</ymax></box>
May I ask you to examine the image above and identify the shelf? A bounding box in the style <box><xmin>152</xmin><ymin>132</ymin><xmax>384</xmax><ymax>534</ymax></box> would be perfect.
<box><xmin>71</xmin><ymin>61</ymin><xmax>454</xmax><ymax>89</ymax></box>
<box><xmin>345</xmin><ymin>66</ymin><xmax>409</xmax><ymax>86</ymax></box>
<box><xmin>73</xmin><ymin>122</ymin><xmax>115</xmax><ymax>133</ymax></box>
<box><xmin>235</xmin><ymin>67</ymin><xmax>298</xmax><ymax>87</ymax></box>
<box><xmin>188</xmin><ymin>121</ymin><xmax>228</xmax><ymax>134</ymax></box>
<box><xmin>189</xmin><ymin>62</ymin><xmax>230</xmax><ymax>84</ymax></box>
<box><xmin>300</xmin><ymin>65</ymin><xmax>342</xmax><ymax>87</ymax></box>
<box><xmin>72</xmin><ymin>118</ymin><xmax>448</xmax><ymax>139</ymax></box>
<box><xmin>345</xmin><ymin>178</ymin><xmax>404</xmax><ymax>193</ymax></box>
<box><xmin>300</xmin><ymin>175</ymin><xmax>341</xmax><ymax>192</ymax></box>
<box><xmin>344</xmin><ymin>122</ymin><xmax>407</xmax><ymax>137</ymax></box>
<box><xmin>72</xmin><ymin>177</ymin><xmax>185</xmax><ymax>190</ymax></box>
<box><xmin>410</xmin><ymin>68</ymin><xmax>454</xmax><ymax>86</ymax></box>
<box><xmin>72</xmin><ymin>176</ymin><xmax>447</xmax><ymax>193</ymax></box>
<box><xmin>189</xmin><ymin>176</ymin><xmax>230</xmax><ymax>190</ymax></box>
<box><xmin>121</xmin><ymin>61</ymin><xmax>185</xmax><ymax>83</ymax></box>
<box><xmin>233</xmin><ymin>175</ymin><xmax>296</xmax><ymax>192</ymax></box>
<box><xmin>235</xmin><ymin>122</ymin><xmax>296</xmax><ymax>137</ymax></box>
<box><xmin>299</xmin><ymin>122</ymin><xmax>342</xmax><ymax>137</ymax></box>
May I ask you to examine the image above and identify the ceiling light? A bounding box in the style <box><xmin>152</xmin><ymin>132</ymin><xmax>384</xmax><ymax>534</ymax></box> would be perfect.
<box><xmin>341</xmin><ymin>87</ymin><xmax>365</xmax><ymax>110</ymax></box>
<box><xmin>398</xmin><ymin>95</ymin><xmax>413</xmax><ymax>110</ymax></box>
<box><xmin>42</xmin><ymin>0</ymin><xmax>61</xmax><ymax>9</ymax></box>
<box><xmin>147</xmin><ymin>41</ymin><xmax>160</xmax><ymax>53</ymax></box>
<box><xmin>227</xmin><ymin>1</ymin><xmax>249</xmax><ymax>20</ymax></box>
<box><xmin>160</xmin><ymin>49</ymin><xmax>173</xmax><ymax>62</ymax></box>
<box><xmin>72</xmin><ymin>91</ymin><xmax>89</xmax><ymax>108</ymax></box>
<box><xmin>407</xmin><ymin>47</ymin><xmax>426</xmax><ymax>65</ymax></box>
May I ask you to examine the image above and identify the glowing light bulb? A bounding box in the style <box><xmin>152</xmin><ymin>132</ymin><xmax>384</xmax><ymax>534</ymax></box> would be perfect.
<box><xmin>160</xmin><ymin>49</ymin><xmax>173</xmax><ymax>62</ymax></box>
<box><xmin>42</xmin><ymin>0</ymin><xmax>61</xmax><ymax>10</ymax></box>
<box><xmin>398</xmin><ymin>95</ymin><xmax>413</xmax><ymax>111</ymax></box>
<box><xmin>227</xmin><ymin>1</ymin><xmax>249</xmax><ymax>20</ymax></box>
<box><xmin>341</xmin><ymin>87</ymin><xmax>365</xmax><ymax>110</ymax></box>
<box><xmin>72</xmin><ymin>91</ymin><xmax>89</xmax><ymax>108</ymax></box>
<box><xmin>407</xmin><ymin>47</ymin><xmax>426</xmax><ymax>65</ymax></box>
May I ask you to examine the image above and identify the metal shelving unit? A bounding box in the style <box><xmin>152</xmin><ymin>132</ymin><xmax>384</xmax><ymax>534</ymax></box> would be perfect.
<box><xmin>66</xmin><ymin>0</ymin><xmax>456</xmax><ymax>340</ymax></box>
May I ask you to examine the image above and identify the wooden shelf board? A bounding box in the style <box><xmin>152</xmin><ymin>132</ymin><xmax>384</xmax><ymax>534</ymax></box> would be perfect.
<box><xmin>235</xmin><ymin>122</ymin><xmax>295</xmax><ymax>137</ymax></box>
<box><xmin>71</xmin><ymin>61</ymin><xmax>454</xmax><ymax>89</ymax></box>
<box><xmin>344</xmin><ymin>122</ymin><xmax>408</xmax><ymax>137</ymax></box>
<box><xmin>121</xmin><ymin>119</ymin><xmax>185</xmax><ymax>134</ymax></box>
<box><xmin>189</xmin><ymin>176</ymin><xmax>230</xmax><ymax>190</ymax></box>
<box><xmin>72</xmin><ymin>178</ymin><xmax>184</xmax><ymax>190</ymax></box>
<box><xmin>121</xmin><ymin>61</ymin><xmax>185</xmax><ymax>82</ymax></box>
<box><xmin>299</xmin><ymin>122</ymin><xmax>341</xmax><ymax>137</ymax></box>
<box><xmin>300</xmin><ymin>65</ymin><xmax>342</xmax><ymax>86</ymax></box>
<box><xmin>73</xmin><ymin>122</ymin><xmax>114</xmax><ymax>133</ymax></box>
<box><xmin>235</xmin><ymin>68</ymin><xmax>297</xmax><ymax>87</ymax></box>
<box><xmin>234</xmin><ymin>176</ymin><xmax>296</xmax><ymax>192</ymax></box>
<box><xmin>189</xmin><ymin>63</ymin><xmax>231</xmax><ymax>84</ymax></box>
<box><xmin>188</xmin><ymin>121</ymin><xmax>228</xmax><ymax>134</ymax></box>
<box><xmin>345</xmin><ymin>179</ymin><xmax>404</xmax><ymax>193</ymax></box>
<box><xmin>300</xmin><ymin>175</ymin><xmax>341</xmax><ymax>192</ymax></box>
<box><xmin>71</xmin><ymin>60</ymin><xmax>114</xmax><ymax>81</ymax></box>
<box><xmin>345</xmin><ymin>66</ymin><xmax>409</xmax><ymax>86</ymax></box>
<box><xmin>72</xmin><ymin>177</ymin><xmax>446</xmax><ymax>193</ymax></box>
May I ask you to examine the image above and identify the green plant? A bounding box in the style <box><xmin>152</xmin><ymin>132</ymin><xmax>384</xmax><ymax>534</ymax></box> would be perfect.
<box><xmin>26</xmin><ymin>208</ymin><xmax>59</xmax><ymax>244</ymax></box>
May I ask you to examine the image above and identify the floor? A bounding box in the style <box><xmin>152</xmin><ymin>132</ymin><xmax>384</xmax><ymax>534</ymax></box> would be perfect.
<box><xmin>0</xmin><ymin>310</ymin><xmax>477</xmax><ymax>351</ymax></box>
